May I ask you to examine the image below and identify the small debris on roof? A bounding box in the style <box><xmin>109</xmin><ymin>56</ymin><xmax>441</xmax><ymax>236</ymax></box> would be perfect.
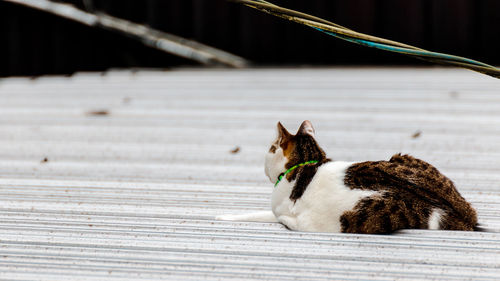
<box><xmin>450</xmin><ymin>91</ymin><xmax>460</xmax><ymax>99</ymax></box>
<box><xmin>411</xmin><ymin>131</ymin><xmax>422</xmax><ymax>139</ymax></box>
<box><xmin>40</xmin><ymin>157</ymin><xmax>48</xmax><ymax>163</ymax></box>
<box><xmin>87</xmin><ymin>110</ymin><xmax>110</xmax><ymax>116</ymax></box>
<box><xmin>230</xmin><ymin>146</ymin><xmax>241</xmax><ymax>154</ymax></box>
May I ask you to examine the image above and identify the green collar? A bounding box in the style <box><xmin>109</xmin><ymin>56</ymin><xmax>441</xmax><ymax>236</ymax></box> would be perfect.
<box><xmin>274</xmin><ymin>160</ymin><xmax>319</xmax><ymax>187</ymax></box>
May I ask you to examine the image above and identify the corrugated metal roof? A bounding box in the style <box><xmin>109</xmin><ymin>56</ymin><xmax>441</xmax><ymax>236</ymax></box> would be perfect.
<box><xmin>0</xmin><ymin>68</ymin><xmax>499</xmax><ymax>280</ymax></box>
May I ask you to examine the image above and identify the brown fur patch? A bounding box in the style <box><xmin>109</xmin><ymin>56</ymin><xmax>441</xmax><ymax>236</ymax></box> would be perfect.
<box><xmin>269</xmin><ymin>145</ymin><xmax>277</xmax><ymax>153</ymax></box>
<box><xmin>271</xmin><ymin>122</ymin><xmax>329</xmax><ymax>201</ymax></box>
<box><xmin>281</xmin><ymin>133</ymin><xmax>329</xmax><ymax>201</ymax></box>
<box><xmin>342</xmin><ymin>154</ymin><xmax>478</xmax><ymax>233</ymax></box>
<box><xmin>280</xmin><ymin>138</ymin><xmax>295</xmax><ymax>160</ymax></box>
<box><xmin>284</xmin><ymin>134</ymin><xmax>326</xmax><ymax>171</ymax></box>
<box><xmin>289</xmin><ymin>159</ymin><xmax>330</xmax><ymax>201</ymax></box>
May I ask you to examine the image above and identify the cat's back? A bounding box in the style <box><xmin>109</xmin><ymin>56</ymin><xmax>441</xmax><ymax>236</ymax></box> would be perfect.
<box><xmin>341</xmin><ymin>154</ymin><xmax>478</xmax><ymax>233</ymax></box>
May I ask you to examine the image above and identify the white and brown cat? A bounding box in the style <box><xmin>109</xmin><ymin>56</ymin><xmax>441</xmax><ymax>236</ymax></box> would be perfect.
<box><xmin>217</xmin><ymin>120</ymin><xmax>479</xmax><ymax>234</ymax></box>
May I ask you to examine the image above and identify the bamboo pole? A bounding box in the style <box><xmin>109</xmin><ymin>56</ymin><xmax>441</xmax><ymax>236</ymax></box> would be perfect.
<box><xmin>3</xmin><ymin>0</ymin><xmax>249</xmax><ymax>68</ymax></box>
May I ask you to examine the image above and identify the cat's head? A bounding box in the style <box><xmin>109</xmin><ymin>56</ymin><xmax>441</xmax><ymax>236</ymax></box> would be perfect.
<box><xmin>264</xmin><ymin>120</ymin><xmax>327</xmax><ymax>183</ymax></box>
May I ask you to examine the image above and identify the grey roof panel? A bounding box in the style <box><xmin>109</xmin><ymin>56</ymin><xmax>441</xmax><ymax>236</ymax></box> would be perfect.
<box><xmin>0</xmin><ymin>68</ymin><xmax>499</xmax><ymax>280</ymax></box>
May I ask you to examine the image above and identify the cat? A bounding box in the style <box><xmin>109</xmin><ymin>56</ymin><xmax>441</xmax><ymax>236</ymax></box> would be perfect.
<box><xmin>216</xmin><ymin>120</ymin><xmax>480</xmax><ymax>234</ymax></box>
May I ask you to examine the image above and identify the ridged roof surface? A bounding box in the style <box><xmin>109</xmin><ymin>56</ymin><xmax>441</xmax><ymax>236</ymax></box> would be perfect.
<box><xmin>1</xmin><ymin>68</ymin><xmax>499</xmax><ymax>280</ymax></box>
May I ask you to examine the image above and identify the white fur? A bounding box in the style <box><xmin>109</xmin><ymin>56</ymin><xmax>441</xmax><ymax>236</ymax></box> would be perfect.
<box><xmin>216</xmin><ymin>211</ymin><xmax>277</xmax><ymax>222</ymax></box>
<box><xmin>271</xmin><ymin>161</ymin><xmax>379</xmax><ymax>232</ymax></box>
<box><xmin>264</xmin><ymin>146</ymin><xmax>288</xmax><ymax>183</ymax></box>
<box><xmin>428</xmin><ymin>208</ymin><xmax>444</xmax><ymax>230</ymax></box>
<box><xmin>217</xmin><ymin>160</ymin><xmax>379</xmax><ymax>233</ymax></box>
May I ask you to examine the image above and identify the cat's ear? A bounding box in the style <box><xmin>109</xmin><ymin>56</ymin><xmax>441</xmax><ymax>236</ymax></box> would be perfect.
<box><xmin>277</xmin><ymin>122</ymin><xmax>291</xmax><ymax>140</ymax></box>
<box><xmin>297</xmin><ymin>120</ymin><xmax>315</xmax><ymax>137</ymax></box>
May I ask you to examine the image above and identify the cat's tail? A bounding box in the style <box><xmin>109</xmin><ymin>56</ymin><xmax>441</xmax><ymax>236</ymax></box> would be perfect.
<box><xmin>473</xmin><ymin>224</ymin><xmax>497</xmax><ymax>232</ymax></box>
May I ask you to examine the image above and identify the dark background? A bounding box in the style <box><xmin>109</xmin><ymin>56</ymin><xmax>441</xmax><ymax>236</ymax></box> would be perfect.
<box><xmin>1</xmin><ymin>0</ymin><xmax>499</xmax><ymax>77</ymax></box>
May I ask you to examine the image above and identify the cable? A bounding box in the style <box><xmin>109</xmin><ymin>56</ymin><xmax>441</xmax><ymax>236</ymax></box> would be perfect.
<box><xmin>231</xmin><ymin>0</ymin><xmax>500</xmax><ymax>79</ymax></box>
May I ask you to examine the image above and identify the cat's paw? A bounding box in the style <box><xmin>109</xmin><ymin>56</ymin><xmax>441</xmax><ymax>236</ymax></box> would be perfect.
<box><xmin>215</xmin><ymin>211</ymin><xmax>278</xmax><ymax>222</ymax></box>
<box><xmin>215</xmin><ymin>214</ymin><xmax>239</xmax><ymax>221</ymax></box>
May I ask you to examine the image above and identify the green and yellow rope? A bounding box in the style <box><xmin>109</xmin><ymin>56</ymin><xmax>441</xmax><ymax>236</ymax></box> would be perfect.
<box><xmin>231</xmin><ymin>0</ymin><xmax>500</xmax><ymax>79</ymax></box>
<box><xmin>275</xmin><ymin>160</ymin><xmax>319</xmax><ymax>187</ymax></box>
